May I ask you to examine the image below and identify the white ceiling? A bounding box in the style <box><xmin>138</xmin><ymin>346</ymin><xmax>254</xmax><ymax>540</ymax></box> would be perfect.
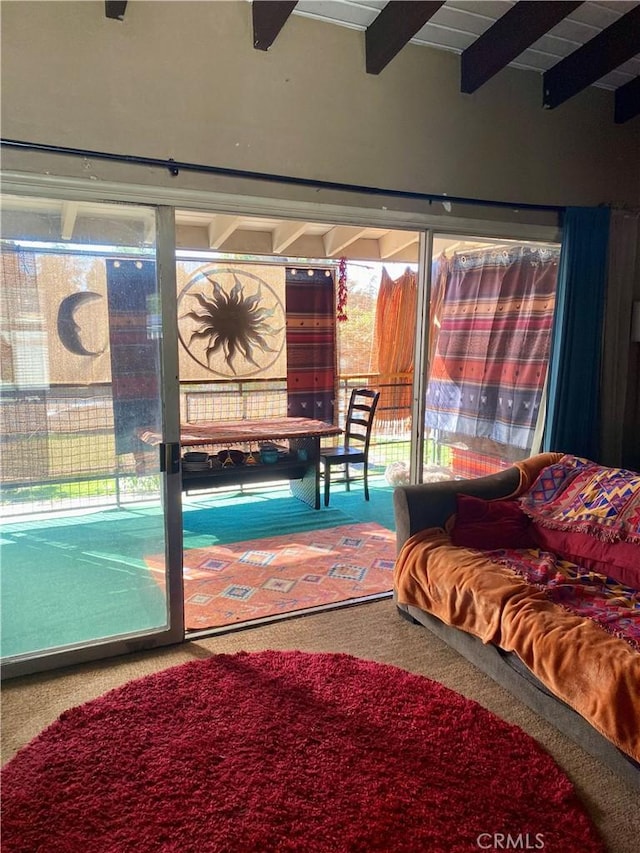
<box><xmin>292</xmin><ymin>0</ymin><xmax>640</xmax><ymax>90</ymax></box>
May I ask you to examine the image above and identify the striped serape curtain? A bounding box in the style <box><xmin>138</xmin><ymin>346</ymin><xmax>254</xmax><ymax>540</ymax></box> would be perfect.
<box><xmin>449</xmin><ymin>448</ymin><xmax>513</xmax><ymax>480</ymax></box>
<box><xmin>106</xmin><ymin>259</ymin><xmax>161</xmax><ymax>465</ymax></box>
<box><xmin>425</xmin><ymin>246</ymin><xmax>560</xmax><ymax>451</ymax></box>
<box><xmin>285</xmin><ymin>267</ymin><xmax>336</xmax><ymax>423</ymax></box>
<box><xmin>370</xmin><ymin>266</ymin><xmax>417</xmax><ymax>425</ymax></box>
<box><xmin>428</xmin><ymin>255</ymin><xmax>450</xmax><ymax>371</ymax></box>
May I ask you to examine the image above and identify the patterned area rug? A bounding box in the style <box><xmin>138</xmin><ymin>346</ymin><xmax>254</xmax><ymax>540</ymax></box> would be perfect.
<box><xmin>146</xmin><ymin>522</ymin><xmax>396</xmax><ymax>631</ymax></box>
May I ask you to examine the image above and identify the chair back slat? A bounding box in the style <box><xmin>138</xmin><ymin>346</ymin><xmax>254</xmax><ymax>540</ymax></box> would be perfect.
<box><xmin>344</xmin><ymin>388</ymin><xmax>380</xmax><ymax>451</ymax></box>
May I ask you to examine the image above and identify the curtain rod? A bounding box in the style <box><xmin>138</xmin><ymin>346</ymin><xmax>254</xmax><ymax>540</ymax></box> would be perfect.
<box><xmin>0</xmin><ymin>138</ymin><xmax>565</xmax><ymax>216</ymax></box>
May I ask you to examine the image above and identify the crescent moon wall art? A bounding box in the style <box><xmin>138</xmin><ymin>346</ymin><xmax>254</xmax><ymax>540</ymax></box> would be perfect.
<box><xmin>176</xmin><ymin>264</ymin><xmax>286</xmax><ymax>381</ymax></box>
<box><xmin>57</xmin><ymin>291</ymin><xmax>106</xmax><ymax>356</ymax></box>
<box><xmin>10</xmin><ymin>251</ymin><xmax>112</xmax><ymax>386</ymax></box>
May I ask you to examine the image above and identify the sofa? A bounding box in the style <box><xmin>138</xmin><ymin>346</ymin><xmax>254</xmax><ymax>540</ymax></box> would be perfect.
<box><xmin>393</xmin><ymin>452</ymin><xmax>640</xmax><ymax>791</ymax></box>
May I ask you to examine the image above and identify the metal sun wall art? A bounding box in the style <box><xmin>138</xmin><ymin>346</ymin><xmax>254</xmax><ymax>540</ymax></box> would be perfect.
<box><xmin>178</xmin><ymin>268</ymin><xmax>285</xmax><ymax>378</ymax></box>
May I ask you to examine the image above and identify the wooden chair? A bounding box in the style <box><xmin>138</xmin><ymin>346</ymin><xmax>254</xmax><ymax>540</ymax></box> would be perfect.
<box><xmin>319</xmin><ymin>388</ymin><xmax>380</xmax><ymax>507</ymax></box>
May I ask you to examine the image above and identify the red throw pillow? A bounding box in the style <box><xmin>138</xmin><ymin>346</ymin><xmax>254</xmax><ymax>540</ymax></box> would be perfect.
<box><xmin>450</xmin><ymin>494</ymin><xmax>537</xmax><ymax>550</ymax></box>
<box><xmin>531</xmin><ymin>525</ymin><xmax>640</xmax><ymax>590</ymax></box>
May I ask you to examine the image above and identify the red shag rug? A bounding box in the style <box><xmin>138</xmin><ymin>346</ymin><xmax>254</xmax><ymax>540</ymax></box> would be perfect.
<box><xmin>146</xmin><ymin>522</ymin><xmax>397</xmax><ymax>631</ymax></box>
<box><xmin>1</xmin><ymin>651</ymin><xmax>604</xmax><ymax>853</ymax></box>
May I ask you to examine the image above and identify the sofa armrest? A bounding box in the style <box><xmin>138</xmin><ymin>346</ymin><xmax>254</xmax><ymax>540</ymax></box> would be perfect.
<box><xmin>393</xmin><ymin>466</ymin><xmax>522</xmax><ymax>552</ymax></box>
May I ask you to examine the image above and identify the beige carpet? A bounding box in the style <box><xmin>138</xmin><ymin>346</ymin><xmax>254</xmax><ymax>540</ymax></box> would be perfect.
<box><xmin>2</xmin><ymin>599</ymin><xmax>639</xmax><ymax>852</ymax></box>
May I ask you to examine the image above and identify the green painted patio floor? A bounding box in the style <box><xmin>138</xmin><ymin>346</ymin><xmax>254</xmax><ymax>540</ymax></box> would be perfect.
<box><xmin>1</xmin><ymin>481</ymin><xmax>396</xmax><ymax>659</ymax></box>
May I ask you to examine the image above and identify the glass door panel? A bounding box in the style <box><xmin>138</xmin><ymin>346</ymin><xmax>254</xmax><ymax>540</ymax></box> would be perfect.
<box><xmin>422</xmin><ymin>236</ymin><xmax>560</xmax><ymax>481</ymax></box>
<box><xmin>336</xmin><ymin>261</ymin><xmax>418</xmax><ymax>485</ymax></box>
<box><xmin>0</xmin><ymin>195</ymin><xmax>180</xmax><ymax>664</ymax></box>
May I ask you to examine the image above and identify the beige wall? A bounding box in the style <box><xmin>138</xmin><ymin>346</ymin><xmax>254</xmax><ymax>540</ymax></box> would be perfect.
<box><xmin>1</xmin><ymin>0</ymin><xmax>638</xmax><ymax>210</ymax></box>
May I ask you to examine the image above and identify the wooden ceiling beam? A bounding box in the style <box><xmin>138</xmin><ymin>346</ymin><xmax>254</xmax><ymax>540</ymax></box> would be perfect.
<box><xmin>366</xmin><ymin>1</ymin><xmax>445</xmax><ymax>75</ymax></box>
<box><xmin>143</xmin><ymin>213</ymin><xmax>156</xmax><ymax>246</ymax></box>
<box><xmin>378</xmin><ymin>230</ymin><xmax>418</xmax><ymax>260</ymax></box>
<box><xmin>60</xmin><ymin>202</ymin><xmax>78</xmax><ymax>241</ymax></box>
<box><xmin>272</xmin><ymin>220</ymin><xmax>307</xmax><ymax>254</ymax></box>
<box><xmin>323</xmin><ymin>226</ymin><xmax>368</xmax><ymax>257</ymax></box>
<box><xmin>543</xmin><ymin>6</ymin><xmax>640</xmax><ymax>109</ymax></box>
<box><xmin>207</xmin><ymin>215</ymin><xmax>242</xmax><ymax>250</ymax></box>
<box><xmin>615</xmin><ymin>75</ymin><xmax>640</xmax><ymax>124</ymax></box>
<box><xmin>461</xmin><ymin>1</ymin><xmax>583</xmax><ymax>94</ymax></box>
<box><xmin>252</xmin><ymin>1</ymin><xmax>297</xmax><ymax>51</ymax></box>
<box><xmin>105</xmin><ymin>1</ymin><xmax>127</xmax><ymax>20</ymax></box>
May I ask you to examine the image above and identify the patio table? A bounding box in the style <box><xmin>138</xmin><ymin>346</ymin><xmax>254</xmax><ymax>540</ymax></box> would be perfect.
<box><xmin>139</xmin><ymin>417</ymin><xmax>342</xmax><ymax>509</ymax></box>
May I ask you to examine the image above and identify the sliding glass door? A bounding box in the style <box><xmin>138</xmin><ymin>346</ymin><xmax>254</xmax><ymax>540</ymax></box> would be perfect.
<box><xmin>0</xmin><ymin>196</ymin><xmax>183</xmax><ymax>674</ymax></box>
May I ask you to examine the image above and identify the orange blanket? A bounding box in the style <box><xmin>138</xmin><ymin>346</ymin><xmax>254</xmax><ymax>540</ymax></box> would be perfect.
<box><xmin>394</xmin><ymin>529</ymin><xmax>640</xmax><ymax>762</ymax></box>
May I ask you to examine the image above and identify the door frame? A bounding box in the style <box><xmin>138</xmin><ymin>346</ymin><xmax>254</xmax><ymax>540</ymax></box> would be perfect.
<box><xmin>1</xmin><ymin>202</ymin><xmax>184</xmax><ymax>680</ymax></box>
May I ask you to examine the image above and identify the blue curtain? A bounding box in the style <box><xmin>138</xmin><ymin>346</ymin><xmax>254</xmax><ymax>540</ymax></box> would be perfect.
<box><xmin>543</xmin><ymin>206</ymin><xmax>610</xmax><ymax>460</ymax></box>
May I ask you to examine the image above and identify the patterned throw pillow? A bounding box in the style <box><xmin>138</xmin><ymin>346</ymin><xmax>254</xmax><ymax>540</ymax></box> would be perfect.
<box><xmin>519</xmin><ymin>455</ymin><xmax>640</xmax><ymax>589</ymax></box>
<box><xmin>450</xmin><ymin>494</ymin><xmax>537</xmax><ymax>550</ymax></box>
